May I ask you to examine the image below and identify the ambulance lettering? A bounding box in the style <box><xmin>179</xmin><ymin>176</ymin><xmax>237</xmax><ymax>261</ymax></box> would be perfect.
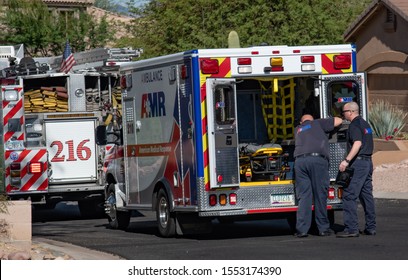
<box><xmin>141</xmin><ymin>92</ymin><xmax>166</xmax><ymax>118</ymax></box>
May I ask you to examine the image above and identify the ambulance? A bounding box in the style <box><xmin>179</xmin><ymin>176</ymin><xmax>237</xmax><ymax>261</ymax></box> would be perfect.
<box><xmin>96</xmin><ymin>44</ymin><xmax>367</xmax><ymax>236</ymax></box>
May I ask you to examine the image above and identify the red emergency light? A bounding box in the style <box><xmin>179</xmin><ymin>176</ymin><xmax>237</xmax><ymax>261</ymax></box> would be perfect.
<box><xmin>200</xmin><ymin>59</ymin><xmax>219</xmax><ymax>74</ymax></box>
<box><xmin>333</xmin><ymin>54</ymin><xmax>351</xmax><ymax>69</ymax></box>
<box><xmin>301</xmin><ymin>56</ymin><xmax>315</xmax><ymax>63</ymax></box>
<box><xmin>28</xmin><ymin>162</ymin><xmax>43</xmax><ymax>174</ymax></box>
<box><xmin>237</xmin><ymin>58</ymin><xmax>251</xmax><ymax>65</ymax></box>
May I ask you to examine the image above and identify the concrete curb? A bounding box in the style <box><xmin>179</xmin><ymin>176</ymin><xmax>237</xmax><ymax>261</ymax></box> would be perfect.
<box><xmin>32</xmin><ymin>237</ymin><xmax>124</xmax><ymax>260</ymax></box>
<box><xmin>373</xmin><ymin>192</ymin><xmax>408</xmax><ymax>200</ymax></box>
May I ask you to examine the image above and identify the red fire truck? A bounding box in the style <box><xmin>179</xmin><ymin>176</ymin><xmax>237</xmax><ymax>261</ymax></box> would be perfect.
<box><xmin>1</xmin><ymin>45</ymin><xmax>141</xmax><ymax>217</ymax></box>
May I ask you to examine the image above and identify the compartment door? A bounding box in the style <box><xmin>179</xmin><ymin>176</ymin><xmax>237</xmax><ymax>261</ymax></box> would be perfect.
<box><xmin>206</xmin><ymin>79</ymin><xmax>239</xmax><ymax>189</ymax></box>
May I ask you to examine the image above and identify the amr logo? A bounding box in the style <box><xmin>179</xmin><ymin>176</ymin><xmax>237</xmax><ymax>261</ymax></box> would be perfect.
<box><xmin>141</xmin><ymin>91</ymin><xmax>166</xmax><ymax>118</ymax></box>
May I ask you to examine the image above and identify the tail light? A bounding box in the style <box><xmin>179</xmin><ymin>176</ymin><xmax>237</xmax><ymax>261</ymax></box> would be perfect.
<box><xmin>229</xmin><ymin>193</ymin><xmax>237</xmax><ymax>205</ymax></box>
<box><xmin>10</xmin><ymin>162</ymin><xmax>21</xmax><ymax>186</ymax></box>
<box><xmin>328</xmin><ymin>187</ymin><xmax>336</xmax><ymax>199</ymax></box>
<box><xmin>28</xmin><ymin>162</ymin><xmax>43</xmax><ymax>173</ymax></box>
<box><xmin>209</xmin><ymin>194</ymin><xmax>217</xmax><ymax>206</ymax></box>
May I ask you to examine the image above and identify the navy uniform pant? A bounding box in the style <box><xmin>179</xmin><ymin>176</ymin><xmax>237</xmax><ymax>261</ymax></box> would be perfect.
<box><xmin>342</xmin><ymin>158</ymin><xmax>376</xmax><ymax>233</ymax></box>
<box><xmin>294</xmin><ymin>156</ymin><xmax>330</xmax><ymax>234</ymax></box>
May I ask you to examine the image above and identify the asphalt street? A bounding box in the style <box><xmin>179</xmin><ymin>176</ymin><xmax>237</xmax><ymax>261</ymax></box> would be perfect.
<box><xmin>31</xmin><ymin>197</ymin><xmax>408</xmax><ymax>260</ymax></box>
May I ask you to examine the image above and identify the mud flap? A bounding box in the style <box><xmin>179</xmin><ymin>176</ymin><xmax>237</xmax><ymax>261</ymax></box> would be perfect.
<box><xmin>175</xmin><ymin>213</ymin><xmax>213</xmax><ymax>235</ymax></box>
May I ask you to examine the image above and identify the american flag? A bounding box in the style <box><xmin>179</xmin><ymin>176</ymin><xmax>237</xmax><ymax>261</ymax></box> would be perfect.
<box><xmin>60</xmin><ymin>41</ymin><xmax>76</xmax><ymax>73</ymax></box>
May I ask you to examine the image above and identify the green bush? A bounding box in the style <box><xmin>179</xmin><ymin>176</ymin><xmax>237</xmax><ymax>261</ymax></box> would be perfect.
<box><xmin>369</xmin><ymin>100</ymin><xmax>407</xmax><ymax>139</ymax></box>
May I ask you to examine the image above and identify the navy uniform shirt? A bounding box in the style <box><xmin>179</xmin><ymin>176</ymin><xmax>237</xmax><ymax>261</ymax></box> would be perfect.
<box><xmin>294</xmin><ymin>118</ymin><xmax>335</xmax><ymax>158</ymax></box>
<box><xmin>347</xmin><ymin>116</ymin><xmax>373</xmax><ymax>156</ymax></box>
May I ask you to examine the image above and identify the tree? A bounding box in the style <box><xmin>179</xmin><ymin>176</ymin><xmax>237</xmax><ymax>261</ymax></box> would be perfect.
<box><xmin>0</xmin><ymin>0</ymin><xmax>114</xmax><ymax>56</ymax></box>
<box><xmin>121</xmin><ymin>0</ymin><xmax>371</xmax><ymax>58</ymax></box>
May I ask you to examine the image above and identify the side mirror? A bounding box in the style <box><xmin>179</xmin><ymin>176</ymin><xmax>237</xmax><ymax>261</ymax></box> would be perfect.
<box><xmin>95</xmin><ymin>125</ymin><xmax>107</xmax><ymax>145</ymax></box>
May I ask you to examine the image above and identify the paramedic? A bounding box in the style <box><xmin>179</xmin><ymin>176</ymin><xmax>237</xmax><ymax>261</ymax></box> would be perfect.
<box><xmin>294</xmin><ymin>114</ymin><xmax>342</xmax><ymax>237</ymax></box>
<box><xmin>336</xmin><ymin>101</ymin><xmax>376</xmax><ymax>238</ymax></box>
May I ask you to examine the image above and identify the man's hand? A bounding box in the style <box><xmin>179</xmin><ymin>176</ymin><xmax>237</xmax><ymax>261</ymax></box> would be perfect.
<box><xmin>339</xmin><ymin>160</ymin><xmax>349</xmax><ymax>172</ymax></box>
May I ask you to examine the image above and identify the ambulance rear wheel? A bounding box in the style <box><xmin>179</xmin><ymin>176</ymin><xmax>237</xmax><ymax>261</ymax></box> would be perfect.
<box><xmin>156</xmin><ymin>188</ymin><xmax>176</xmax><ymax>237</ymax></box>
<box><xmin>107</xmin><ymin>184</ymin><xmax>130</xmax><ymax>230</ymax></box>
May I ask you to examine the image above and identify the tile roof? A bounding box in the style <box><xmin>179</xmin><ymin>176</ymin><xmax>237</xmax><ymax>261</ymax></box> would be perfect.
<box><xmin>344</xmin><ymin>0</ymin><xmax>408</xmax><ymax>41</ymax></box>
<box><xmin>42</xmin><ymin>0</ymin><xmax>94</xmax><ymax>6</ymax></box>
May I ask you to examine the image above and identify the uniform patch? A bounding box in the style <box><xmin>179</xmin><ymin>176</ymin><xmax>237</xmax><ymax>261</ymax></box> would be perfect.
<box><xmin>364</xmin><ymin>128</ymin><xmax>372</xmax><ymax>134</ymax></box>
<box><xmin>297</xmin><ymin>124</ymin><xmax>311</xmax><ymax>134</ymax></box>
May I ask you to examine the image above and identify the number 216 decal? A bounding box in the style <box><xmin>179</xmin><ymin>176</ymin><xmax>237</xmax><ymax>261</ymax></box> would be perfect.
<box><xmin>50</xmin><ymin>139</ymin><xmax>92</xmax><ymax>162</ymax></box>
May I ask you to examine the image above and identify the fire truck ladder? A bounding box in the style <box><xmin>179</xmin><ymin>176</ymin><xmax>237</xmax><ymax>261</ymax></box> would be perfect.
<box><xmin>259</xmin><ymin>78</ymin><xmax>295</xmax><ymax>141</ymax></box>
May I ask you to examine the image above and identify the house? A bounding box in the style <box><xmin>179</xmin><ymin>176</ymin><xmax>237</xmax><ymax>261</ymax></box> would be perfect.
<box><xmin>344</xmin><ymin>0</ymin><xmax>408</xmax><ymax>128</ymax></box>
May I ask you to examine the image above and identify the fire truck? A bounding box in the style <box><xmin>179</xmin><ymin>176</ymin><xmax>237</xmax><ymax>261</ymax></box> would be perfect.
<box><xmin>0</xmin><ymin>45</ymin><xmax>142</xmax><ymax>217</ymax></box>
<box><xmin>96</xmin><ymin>44</ymin><xmax>368</xmax><ymax>236</ymax></box>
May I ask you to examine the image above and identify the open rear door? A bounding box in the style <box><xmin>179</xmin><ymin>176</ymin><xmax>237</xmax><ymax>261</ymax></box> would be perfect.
<box><xmin>206</xmin><ymin>78</ymin><xmax>240</xmax><ymax>189</ymax></box>
<box><xmin>319</xmin><ymin>73</ymin><xmax>368</xmax><ymax>120</ymax></box>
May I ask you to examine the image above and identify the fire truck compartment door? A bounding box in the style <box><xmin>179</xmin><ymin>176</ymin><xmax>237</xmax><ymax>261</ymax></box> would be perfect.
<box><xmin>69</xmin><ymin>74</ymin><xmax>86</xmax><ymax>111</ymax></box>
<box><xmin>45</xmin><ymin>119</ymin><xmax>98</xmax><ymax>183</ymax></box>
<box><xmin>206</xmin><ymin>78</ymin><xmax>240</xmax><ymax>189</ymax></box>
<box><xmin>319</xmin><ymin>72</ymin><xmax>367</xmax><ymax>120</ymax></box>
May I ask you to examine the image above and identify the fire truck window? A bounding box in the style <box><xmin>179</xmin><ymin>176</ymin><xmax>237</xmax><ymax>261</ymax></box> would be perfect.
<box><xmin>214</xmin><ymin>86</ymin><xmax>235</xmax><ymax>125</ymax></box>
<box><xmin>328</xmin><ymin>81</ymin><xmax>358</xmax><ymax>117</ymax></box>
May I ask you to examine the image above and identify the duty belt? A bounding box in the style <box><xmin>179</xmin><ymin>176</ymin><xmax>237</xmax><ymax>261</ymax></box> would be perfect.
<box><xmin>356</xmin><ymin>156</ymin><xmax>372</xmax><ymax>161</ymax></box>
<box><xmin>296</xmin><ymin>153</ymin><xmax>328</xmax><ymax>161</ymax></box>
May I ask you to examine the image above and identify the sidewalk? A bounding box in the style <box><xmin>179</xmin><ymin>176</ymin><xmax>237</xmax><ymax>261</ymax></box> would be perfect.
<box><xmin>30</xmin><ymin>237</ymin><xmax>124</xmax><ymax>260</ymax></box>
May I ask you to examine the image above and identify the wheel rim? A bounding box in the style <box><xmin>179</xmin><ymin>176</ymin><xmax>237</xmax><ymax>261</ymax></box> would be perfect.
<box><xmin>158</xmin><ymin>196</ymin><xmax>168</xmax><ymax>228</ymax></box>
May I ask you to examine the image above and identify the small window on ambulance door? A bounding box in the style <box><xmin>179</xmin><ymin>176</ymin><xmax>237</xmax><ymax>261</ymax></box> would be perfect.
<box><xmin>214</xmin><ymin>86</ymin><xmax>235</xmax><ymax>125</ymax></box>
<box><xmin>327</xmin><ymin>81</ymin><xmax>359</xmax><ymax>117</ymax></box>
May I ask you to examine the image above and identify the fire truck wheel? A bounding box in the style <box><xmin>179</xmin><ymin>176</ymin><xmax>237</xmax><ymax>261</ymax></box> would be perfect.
<box><xmin>156</xmin><ymin>188</ymin><xmax>176</xmax><ymax>237</ymax></box>
<box><xmin>107</xmin><ymin>185</ymin><xmax>131</xmax><ymax>230</ymax></box>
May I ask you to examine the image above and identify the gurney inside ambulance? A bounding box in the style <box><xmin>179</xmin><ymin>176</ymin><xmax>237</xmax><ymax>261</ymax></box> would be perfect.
<box><xmin>239</xmin><ymin>143</ymin><xmax>290</xmax><ymax>182</ymax></box>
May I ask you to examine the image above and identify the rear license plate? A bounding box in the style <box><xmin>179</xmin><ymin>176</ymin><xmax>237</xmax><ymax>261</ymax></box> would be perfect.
<box><xmin>270</xmin><ymin>194</ymin><xmax>295</xmax><ymax>206</ymax></box>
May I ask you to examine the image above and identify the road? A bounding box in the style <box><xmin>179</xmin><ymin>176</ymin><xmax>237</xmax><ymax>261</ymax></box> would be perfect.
<box><xmin>32</xmin><ymin>198</ymin><xmax>408</xmax><ymax>260</ymax></box>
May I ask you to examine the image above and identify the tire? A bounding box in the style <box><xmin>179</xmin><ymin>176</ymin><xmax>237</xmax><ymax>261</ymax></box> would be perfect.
<box><xmin>106</xmin><ymin>184</ymin><xmax>130</xmax><ymax>230</ymax></box>
<box><xmin>33</xmin><ymin>201</ymin><xmax>57</xmax><ymax>211</ymax></box>
<box><xmin>286</xmin><ymin>212</ymin><xmax>297</xmax><ymax>234</ymax></box>
<box><xmin>78</xmin><ymin>199</ymin><xmax>105</xmax><ymax>219</ymax></box>
<box><xmin>156</xmin><ymin>188</ymin><xmax>176</xmax><ymax>237</ymax></box>
<box><xmin>328</xmin><ymin>209</ymin><xmax>335</xmax><ymax>226</ymax></box>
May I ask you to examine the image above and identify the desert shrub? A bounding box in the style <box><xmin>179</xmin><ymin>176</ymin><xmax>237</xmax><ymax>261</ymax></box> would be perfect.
<box><xmin>369</xmin><ymin>100</ymin><xmax>407</xmax><ymax>139</ymax></box>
